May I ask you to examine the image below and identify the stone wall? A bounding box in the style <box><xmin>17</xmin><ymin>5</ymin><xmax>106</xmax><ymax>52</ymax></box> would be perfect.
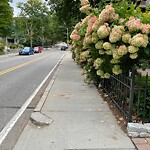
<box><xmin>128</xmin><ymin>123</ymin><xmax>150</xmax><ymax>138</ymax></box>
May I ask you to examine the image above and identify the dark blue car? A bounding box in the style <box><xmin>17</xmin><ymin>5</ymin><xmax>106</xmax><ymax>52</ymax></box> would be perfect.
<box><xmin>19</xmin><ymin>47</ymin><xmax>34</xmax><ymax>55</ymax></box>
<box><xmin>61</xmin><ymin>46</ymin><xmax>68</xmax><ymax>51</ymax></box>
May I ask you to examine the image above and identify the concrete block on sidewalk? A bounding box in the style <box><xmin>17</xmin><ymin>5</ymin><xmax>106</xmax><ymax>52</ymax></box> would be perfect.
<box><xmin>30</xmin><ymin>112</ymin><xmax>53</xmax><ymax>126</ymax></box>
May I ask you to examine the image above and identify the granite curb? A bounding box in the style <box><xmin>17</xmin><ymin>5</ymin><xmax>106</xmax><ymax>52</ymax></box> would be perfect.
<box><xmin>30</xmin><ymin>54</ymin><xmax>64</xmax><ymax>126</ymax></box>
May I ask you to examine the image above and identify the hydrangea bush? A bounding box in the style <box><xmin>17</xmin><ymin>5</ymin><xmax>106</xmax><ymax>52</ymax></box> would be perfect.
<box><xmin>70</xmin><ymin>0</ymin><xmax>150</xmax><ymax>82</ymax></box>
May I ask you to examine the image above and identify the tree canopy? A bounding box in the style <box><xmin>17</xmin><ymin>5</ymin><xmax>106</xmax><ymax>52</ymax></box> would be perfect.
<box><xmin>47</xmin><ymin>0</ymin><xmax>85</xmax><ymax>40</ymax></box>
<box><xmin>0</xmin><ymin>0</ymin><xmax>13</xmax><ymax>37</ymax></box>
<box><xmin>17</xmin><ymin>0</ymin><xmax>50</xmax><ymax>47</ymax></box>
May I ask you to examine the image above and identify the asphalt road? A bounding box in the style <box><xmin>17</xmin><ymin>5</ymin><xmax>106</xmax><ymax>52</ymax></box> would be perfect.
<box><xmin>0</xmin><ymin>48</ymin><xmax>65</xmax><ymax>132</ymax></box>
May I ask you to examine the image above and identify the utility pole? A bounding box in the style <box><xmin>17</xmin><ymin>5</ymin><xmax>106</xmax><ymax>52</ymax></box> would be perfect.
<box><xmin>30</xmin><ymin>23</ymin><xmax>33</xmax><ymax>48</ymax></box>
<box><xmin>66</xmin><ymin>27</ymin><xmax>69</xmax><ymax>43</ymax></box>
<box><xmin>63</xmin><ymin>21</ymin><xmax>69</xmax><ymax>44</ymax></box>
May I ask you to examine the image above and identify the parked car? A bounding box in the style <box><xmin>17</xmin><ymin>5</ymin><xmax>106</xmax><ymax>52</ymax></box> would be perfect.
<box><xmin>19</xmin><ymin>47</ymin><xmax>34</xmax><ymax>55</ymax></box>
<box><xmin>61</xmin><ymin>46</ymin><xmax>68</xmax><ymax>51</ymax></box>
<box><xmin>34</xmin><ymin>46</ymin><xmax>42</xmax><ymax>53</ymax></box>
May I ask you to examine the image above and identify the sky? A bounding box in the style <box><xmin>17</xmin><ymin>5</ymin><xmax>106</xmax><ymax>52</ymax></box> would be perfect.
<box><xmin>10</xmin><ymin>0</ymin><xmax>45</xmax><ymax>17</ymax></box>
<box><xmin>10</xmin><ymin>0</ymin><xmax>150</xmax><ymax>17</ymax></box>
<box><xmin>10</xmin><ymin>0</ymin><xmax>27</xmax><ymax>16</ymax></box>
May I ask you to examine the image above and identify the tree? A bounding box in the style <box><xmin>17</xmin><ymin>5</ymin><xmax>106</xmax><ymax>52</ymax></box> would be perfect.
<box><xmin>0</xmin><ymin>0</ymin><xmax>13</xmax><ymax>37</ymax></box>
<box><xmin>12</xmin><ymin>17</ymin><xmax>25</xmax><ymax>44</ymax></box>
<box><xmin>17</xmin><ymin>0</ymin><xmax>49</xmax><ymax>47</ymax></box>
<box><xmin>47</xmin><ymin>0</ymin><xmax>85</xmax><ymax>42</ymax></box>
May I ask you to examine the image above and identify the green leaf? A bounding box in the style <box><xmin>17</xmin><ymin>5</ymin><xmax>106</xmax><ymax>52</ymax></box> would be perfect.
<box><xmin>144</xmin><ymin>47</ymin><xmax>150</xmax><ymax>55</ymax></box>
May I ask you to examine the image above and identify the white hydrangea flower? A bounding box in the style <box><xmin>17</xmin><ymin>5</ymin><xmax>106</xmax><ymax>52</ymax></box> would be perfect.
<box><xmin>130</xmin><ymin>53</ymin><xmax>138</xmax><ymax>59</ymax></box>
<box><xmin>97</xmin><ymin>69</ymin><xmax>104</xmax><ymax>76</ymax></box>
<box><xmin>128</xmin><ymin>46</ymin><xmax>139</xmax><ymax>53</ymax></box>
<box><xmin>103</xmin><ymin>42</ymin><xmax>113</xmax><ymax>50</ymax></box>
<box><xmin>95</xmin><ymin>40</ymin><xmax>104</xmax><ymax>49</ymax></box>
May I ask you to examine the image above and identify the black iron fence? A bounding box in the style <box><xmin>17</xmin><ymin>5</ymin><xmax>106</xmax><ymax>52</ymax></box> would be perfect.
<box><xmin>99</xmin><ymin>68</ymin><xmax>150</xmax><ymax>123</ymax></box>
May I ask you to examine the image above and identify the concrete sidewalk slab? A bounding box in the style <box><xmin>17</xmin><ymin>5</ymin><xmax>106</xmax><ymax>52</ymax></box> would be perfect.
<box><xmin>13</xmin><ymin>51</ymin><xmax>135</xmax><ymax>150</ymax></box>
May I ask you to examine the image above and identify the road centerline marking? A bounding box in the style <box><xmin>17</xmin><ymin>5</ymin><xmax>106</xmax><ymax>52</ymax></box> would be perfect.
<box><xmin>0</xmin><ymin>54</ymin><xmax>51</xmax><ymax>76</ymax></box>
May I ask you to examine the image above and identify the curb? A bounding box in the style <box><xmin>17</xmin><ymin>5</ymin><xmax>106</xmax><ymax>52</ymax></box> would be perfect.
<box><xmin>0</xmin><ymin>53</ymin><xmax>18</xmax><ymax>58</ymax></box>
<box><xmin>30</xmin><ymin>54</ymin><xmax>65</xmax><ymax>126</ymax></box>
<box><xmin>33</xmin><ymin>55</ymin><xmax>63</xmax><ymax>112</ymax></box>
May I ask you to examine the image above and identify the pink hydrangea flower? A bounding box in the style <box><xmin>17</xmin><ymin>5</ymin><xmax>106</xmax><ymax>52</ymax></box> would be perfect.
<box><xmin>119</xmin><ymin>18</ymin><xmax>125</xmax><ymax>24</ymax></box>
<box><xmin>81</xmin><ymin>15</ymin><xmax>91</xmax><ymax>26</ymax></box>
<box><xmin>105</xmin><ymin>5</ymin><xmax>115</xmax><ymax>14</ymax></box>
<box><xmin>117</xmin><ymin>45</ymin><xmax>128</xmax><ymax>56</ymax></box>
<box><xmin>70</xmin><ymin>34</ymin><xmax>80</xmax><ymax>40</ymax></box>
<box><xmin>87</xmin><ymin>16</ymin><xmax>97</xmax><ymax>35</ymax></box>
<box><xmin>98</xmin><ymin>5</ymin><xmax>118</xmax><ymax>23</ymax></box>
<box><xmin>70</xmin><ymin>29</ymin><xmax>81</xmax><ymax>40</ymax></box>
<box><xmin>126</xmin><ymin>17</ymin><xmax>141</xmax><ymax>33</ymax></box>
<box><xmin>140</xmin><ymin>24</ymin><xmax>150</xmax><ymax>34</ymax></box>
<box><xmin>92</xmin><ymin>20</ymin><xmax>102</xmax><ymax>31</ymax></box>
<box><xmin>89</xmin><ymin>16</ymin><xmax>97</xmax><ymax>23</ymax></box>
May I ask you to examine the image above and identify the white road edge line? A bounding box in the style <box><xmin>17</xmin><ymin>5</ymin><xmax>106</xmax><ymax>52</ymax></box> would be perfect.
<box><xmin>0</xmin><ymin>54</ymin><xmax>65</xmax><ymax>145</ymax></box>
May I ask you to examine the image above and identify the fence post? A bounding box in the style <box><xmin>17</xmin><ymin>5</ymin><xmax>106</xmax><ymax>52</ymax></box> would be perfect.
<box><xmin>128</xmin><ymin>67</ymin><xmax>136</xmax><ymax>122</ymax></box>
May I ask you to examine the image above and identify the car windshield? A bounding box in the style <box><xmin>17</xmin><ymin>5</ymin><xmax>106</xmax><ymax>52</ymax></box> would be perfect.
<box><xmin>34</xmin><ymin>47</ymin><xmax>38</xmax><ymax>50</ymax></box>
<box><xmin>23</xmin><ymin>47</ymin><xmax>30</xmax><ymax>51</ymax></box>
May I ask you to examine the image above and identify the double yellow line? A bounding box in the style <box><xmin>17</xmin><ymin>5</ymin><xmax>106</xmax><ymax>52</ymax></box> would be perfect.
<box><xmin>0</xmin><ymin>54</ymin><xmax>50</xmax><ymax>76</ymax></box>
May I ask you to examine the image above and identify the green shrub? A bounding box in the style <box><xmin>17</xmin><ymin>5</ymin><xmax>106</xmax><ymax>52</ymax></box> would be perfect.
<box><xmin>18</xmin><ymin>44</ymin><xmax>24</xmax><ymax>49</ymax></box>
<box><xmin>9</xmin><ymin>43</ymin><xmax>17</xmax><ymax>49</ymax></box>
<box><xmin>0</xmin><ymin>49</ymin><xmax>4</xmax><ymax>55</ymax></box>
<box><xmin>0</xmin><ymin>43</ymin><xmax>5</xmax><ymax>55</ymax></box>
<box><xmin>134</xmin><ymin>75</ymin><xmax>150</xmax><ymax>122</ymax></box>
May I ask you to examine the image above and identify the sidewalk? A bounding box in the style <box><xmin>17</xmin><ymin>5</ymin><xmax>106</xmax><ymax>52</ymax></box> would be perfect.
<box><xmin>0</xmin><ymin>53</ymin><xmax>18</xmax><ymax>58</ymax></box>
<box><xmin>13</xmin><ymin>51</ymin><xmax>135</xmax><ymax>150</ymax></box>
